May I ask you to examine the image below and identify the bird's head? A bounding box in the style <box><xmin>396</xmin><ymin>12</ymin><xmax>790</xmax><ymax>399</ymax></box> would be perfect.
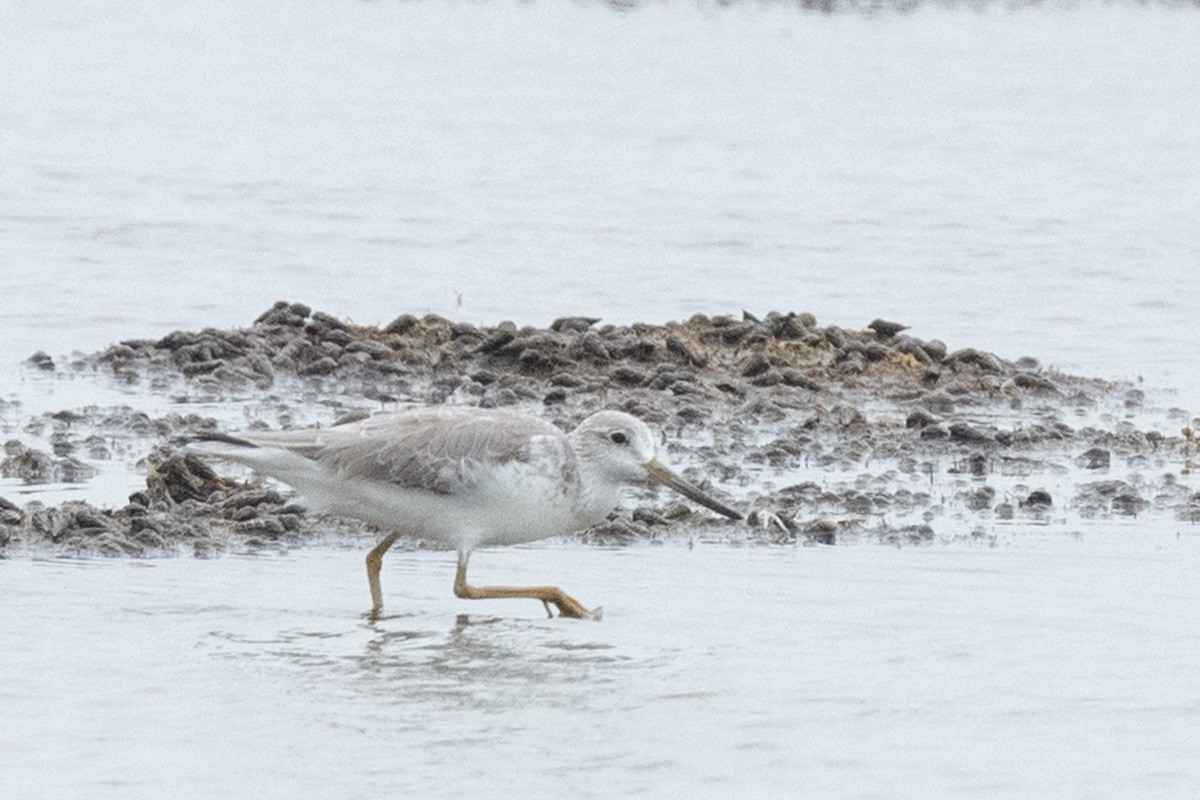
<box><xmin>572</xmin><ymin>410</ymin><xmax>742</xmax><ymax>521</ymax></box>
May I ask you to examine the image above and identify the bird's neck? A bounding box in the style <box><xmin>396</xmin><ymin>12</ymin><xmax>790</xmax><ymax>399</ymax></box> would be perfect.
<box><xmin>572</xmin><ymin>461</ymin><xmax>625</xmax><ymax>528</ymax></box>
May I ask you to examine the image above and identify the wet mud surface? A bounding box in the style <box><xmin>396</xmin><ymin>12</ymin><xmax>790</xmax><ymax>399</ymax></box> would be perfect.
<box><xmin>3</xmin><ymin>302</ymin><xmax>1198</xmax><ymax>557</ymax></box>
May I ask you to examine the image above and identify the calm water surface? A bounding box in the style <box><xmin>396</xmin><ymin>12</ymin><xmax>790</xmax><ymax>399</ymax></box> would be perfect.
<box><xmin>2</xmin><ymin>1</ymin><xmax>1199</xmax><ymax>395</ymax></box>
<box><xmin>4</xmin><ymin>536</ymin><xmax>1199</xmax><ymax>799</ymax></box>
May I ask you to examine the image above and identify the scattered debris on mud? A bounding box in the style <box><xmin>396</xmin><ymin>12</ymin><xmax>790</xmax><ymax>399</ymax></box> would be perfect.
<box><xmin>2</xmin><ymin>302</ymin><xmax>1197</xmax><ymax>557</ymax></box>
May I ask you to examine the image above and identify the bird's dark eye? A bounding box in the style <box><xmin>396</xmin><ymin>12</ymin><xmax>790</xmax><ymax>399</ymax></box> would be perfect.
<box><xmin>610</xmin><ymin>431</ymin><xmax>628</xmax><ymax>445</ymax></box>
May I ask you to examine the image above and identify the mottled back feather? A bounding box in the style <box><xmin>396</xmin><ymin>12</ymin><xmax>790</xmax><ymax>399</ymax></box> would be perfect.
<box><xmin>237</xmin><ymin>407</ymin><xmax>572</xmax><ymax>496</ymax></box>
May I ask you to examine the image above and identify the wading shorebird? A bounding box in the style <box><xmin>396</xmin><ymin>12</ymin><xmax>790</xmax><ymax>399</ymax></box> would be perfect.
<box><xmin>191</xmin><ymin>407</ymin><xmax>742</xmax><ymax>620</ymax></box>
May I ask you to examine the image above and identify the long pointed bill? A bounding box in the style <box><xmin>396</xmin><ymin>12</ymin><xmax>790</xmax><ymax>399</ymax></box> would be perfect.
<box><xmin>642</xmin><ymin>459</ymin><xmax>742</xmax><ymax>521</ymax></box>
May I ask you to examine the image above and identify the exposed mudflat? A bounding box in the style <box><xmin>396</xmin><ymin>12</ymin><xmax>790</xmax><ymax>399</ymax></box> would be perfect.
<box><xmin>2</xmin><ymin>302</ymin><xmax>1197</xmax><ymax>557</ymax></box>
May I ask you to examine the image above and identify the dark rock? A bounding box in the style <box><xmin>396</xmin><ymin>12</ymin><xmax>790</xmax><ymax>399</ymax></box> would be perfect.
<box><xmin>475</xmin><ymin>330</ymin><xmax>516</xmax><ymax>355</ymax></box>
<box><xmin>569</xmin><ymin>332</ymin><xmax>611</xmax><ymax>362</ymax></box>
<box><xmin>1008</xmin><ymin>372</ymin><xmax>1062</xmax><ymax>395</ymax></box>
<box><xmin>632</xmin><ymin>507</ymin><xmax>669</xmax><ymax>526</ymax></box>
<box><xmin>804</xmin><ymin>518</ymin><xmax>837</xmax><ymax>545</ymax></box>
<box><xmin>0</xmin><ymin>442</ymin><xmax>93</xmax><ymax>484</ymax></box>
<box><xmin>1078</xmin><ymin>480</ymin><xmax>1130</xmax><ymax>499</ymax></box>
<box><xmin>234</xmin><ymin>517</ymin><xmax>286</xmax><ymax>539</ymax></box>
<box><xmin>946</xmin><ymin>348</ymin><xmax>1005</xmax><ymax>373</ymax></box>
<box><xmin>613</xmin><ymin>336</ymin><xmax>659</xmax><ymax>362</ymax></box>
<box><xmin>219</xmin><ymin>489</ymin><xmax>285</xmax><ymax>512</ymax></box>
<box><xmin>863</xmin><ymin>342</ymin><xmax>889</xmax><ymax>362</ymax></box>
<box><xmin>750</xmin><ymin>370</ymin><xmax>782</xmax><ymax>387</ymax></box>
<box><xmin>1021</xmin><ymin>490</ymin><xmax>1053</xmax><ymax>509</ymax></box>
<box><xmin>518</xmin><ymin>349</ymin><xmax>555</xmax><ymax>374</ymax></box>
<box><xmin>345</xmin><ymin>340</ymin><xmax>394</xmax><ymax>360</ymax></box>
<box><xmin>950</xmin><ymin>452</ymin><xmax>989</xmax><ymax>477</ymax></box>
<box><xmin>58</xmin><ymin>456</ymin><xmax>98</xmax><ymax>483</ymax></box>
<box><xmin>146</xmin><ymin>452</ymin><xmax>239</xmax><ymax>505</ymax></box>
<box><xmin>966</xmin><ymin>486</ymin><xmax>996</xmax><ymax>511</ymax></box>
<box><xmin>27</xmin><ymin>351</ymin><xmax>55</xmax><ymax>371</ymax></box>
<box><xmin>764</xmin><ymin>312</ymin><xmax>808</xmax><ymax>340</ymax></box>
<box><xmin>670</xmin><ymin>379</ymin><xmax>705</xmax><ymax>396</ymax></box>
<box><xmin>298</xmin><ymin>356</ymin><xmax>338</xmax><ymax>376</ymax></box>
<box><xmin>921</xmin><ymin>339</ymin><xmax>947</xmax><ymax>362</ymax></box>
<box><xmin>919</xmin><ymin>424</ymin><xmax>949</xmax><ymax>440</ymax></box>
<box><xmin>895</xmin><ymin>339</ymin><xmax>933</xmax><ymax>365</ymax></box>
<box><xmin>665</xmin><ymin>336</ymin><xmax>706</xmax><ymax>368</ymax></box>
<box><xmin>948</xmin><ymin>422</ymin><xmax>993</xmax><ymax>444</ymax></box>
<box><xmin>827</xmin><ymin>405</ymin><xmax>866</xmax><ymax>427</ymax></box>
<box><xmin>1076</xmin><ymin>447</ymin><xmax>1111</xmax><ymax>470</ymax></box>
<box><xmin>180</xmin><ymin>359</ymin><xmax>222</xmax><ymax>377</ymax></box>
<box><xmin>844</xmin><ymin>493</ymin><xmax>873</xmax><ymax>514</ymax></box>
<box><xmin>837</xmin><ymin>352</ymin><xmax>866</xmax><ymax>375</ymax></box>
<box><xmin>157</xmin><ymin>330</ymin><xmax>202</xmax><ymax>351</ymax></box>
<box><xmin>740</xmin><ymin>354</ymin><xmax>771</xmax><ymax>378</ymax></box>
<box><xmin>920</xmin><ymin>392</ymin><xmax>956</xmax><ymax>415</ymax></box>
<box><xmin>883</xmin><ymin>524</ymin><xmax>935</xmax><ymax>545</ymax></box>
<box><xmin>1112</xmin><ymin>493</ymin><xmax>1148</xmax><ymax>516</ymax></box>
<box><xmin>610</xmin><ymin>366</ymin><xmax>647</xmax><ymax>387</ymax></box>
<box><xmin>384</xmin><ymin>314</ymin><xmax>419</xmax><ymax>335</ymax></box>
<box><xmin>255</xmin><ymin>301</ymin><xmax>310</xmax><ymax>327</ymax></box>
<box><xmin>780</xmin><ymin>370</ymin><xmax>821</xmax><ymax>391</ymax></box>
<box><xmin>321</xmin><ymin>329</ymin><xmax>354</xmax><ymax>347</ymax></box>
<box><xmin>449</xmin><ymin>322</ymin><xmax>481</xmax><ymax>341</ymax></box>
<box><xmin>550</xmin><ymin>373</ymin><xmax>583</xmax><ymax>388</ymax></box>
<box><xmin>905</xmin><ymin>409</ymin><xmax>939</xmax><ymax>429</ymax></box>
<box><xmin>310</xmin><ymin>311</ymin><xmax>349</xmax><ymax>332</ymax></box>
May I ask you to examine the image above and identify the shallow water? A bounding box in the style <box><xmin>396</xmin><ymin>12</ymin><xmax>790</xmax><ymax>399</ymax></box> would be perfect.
<box><xmin>3</xmin><ymin>534</ymin><xmax>1199</xmax><ymax>799</ymax></box>
<box><xmin>3</xmin><ymin>1</ymin><xmax>1200</xmax><ymax>396</ymax></box>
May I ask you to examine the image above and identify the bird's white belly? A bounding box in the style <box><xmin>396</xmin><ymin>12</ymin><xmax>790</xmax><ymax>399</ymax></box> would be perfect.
<box><xmin>315</xmin><ymin>463</ymin><xmax>604</xmax><ymax>552</ymax></box>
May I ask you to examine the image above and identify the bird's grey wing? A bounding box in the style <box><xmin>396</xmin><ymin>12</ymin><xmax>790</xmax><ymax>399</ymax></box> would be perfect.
<box><xmin>301</xmin><ymin>410</ymin><xmax>567</xmax><ymax>495</ymax></box>
<box><xmin>211</xmin><ymin>427</ymin><xmax>332</xmax><ymax>457</ymax></box>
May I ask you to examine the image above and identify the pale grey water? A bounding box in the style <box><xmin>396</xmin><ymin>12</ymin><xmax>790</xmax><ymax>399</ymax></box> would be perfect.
<box><xmin>3</xmin><ymin>1</ymin><xmax>1200</xmax><ymax>797</ymax></box>
<box><xmin>2</xmin><ymin>1</ymin><xmax>1199</xmax><ymax>393</ymax></box>
<box><xmin>5</xmin><ymin>536</ymin><xmax>1200</xmax><ymax>799</ymax></box>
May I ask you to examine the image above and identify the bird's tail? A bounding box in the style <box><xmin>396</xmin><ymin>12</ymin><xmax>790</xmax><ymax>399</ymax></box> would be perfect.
<box><xmin>188</xmin><ymin>431</ymin><xmax>260</xmax><ymax>449</ymax></box>
<box><xmin>185</xmin><ymin>432</ymin><xmax>329</xmax><ymax>505</ymax></box>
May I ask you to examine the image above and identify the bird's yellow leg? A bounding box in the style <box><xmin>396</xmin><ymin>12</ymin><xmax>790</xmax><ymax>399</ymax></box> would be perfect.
<box><xmin>365</xmin><ymin>532</ymin><xmax>400</xmax><ymax>619</ymax></box>
<box><xmin>453</xmin><ymin>555</ymin><xmax>601</xmax><ymax>621</ymax></box>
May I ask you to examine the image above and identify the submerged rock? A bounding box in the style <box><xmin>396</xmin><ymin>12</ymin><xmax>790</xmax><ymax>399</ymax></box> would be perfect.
<box><xmin>1</xmin><ymin>441</ymin><xmax>98</xmax><ymax>484</ymax></box>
